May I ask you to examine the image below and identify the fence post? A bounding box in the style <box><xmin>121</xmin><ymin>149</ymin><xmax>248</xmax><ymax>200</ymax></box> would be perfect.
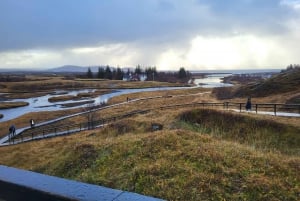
<box><xmin>274</xmin><ymin>104</ymin><xmax>277</xmax><ymax>116</ymax></box>
<box><xmin>239</xmin><ymin>103</ymin><xmax>242</xmax><ymax>112</ymax></box>
<box><xmin>255</xmin><ymin>104</ymin><xmax>258</xmax><ymax>114</ymax></box>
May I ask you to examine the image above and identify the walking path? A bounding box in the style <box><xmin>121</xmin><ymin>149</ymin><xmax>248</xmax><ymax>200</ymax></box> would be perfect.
<box><xmin>0</xmin><ymin>92</ymin><xmax>208</xmax><ymax>146</ymax></box>
<box><xmin>1</xmin><ymin>92</ymin><xmax>299</xmax><ymax>146</ymax></box>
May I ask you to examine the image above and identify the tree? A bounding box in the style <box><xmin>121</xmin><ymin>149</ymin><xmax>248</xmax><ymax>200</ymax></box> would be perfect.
<box><xmin>105</xmin><ymin>65</ymin><xmax>112</xmax><ymax>79</ymax></box>
<box><xmin>97</xmin><ymin>67</ymin><xmax>105</xmax><ymax>79</ymax></box>
<box><xmin>87</xmin><ymin>67</ymin><xmax>93</xmax><ymax>78</ymax></box>
<box><xmin>135</xmin><ymin>65</ymin><xmax>142</xmax><ymax>74</ymax></box>
<box><xmin>145</xmin><ymin>66</ymin><xmax>157</xmax><ymax>81</ymax></box>
<box><xmin>112</xmin><ymin>69</ymin><xmax>117</xmax><ymax>80</ymax></box>
<box><xmin>178</xmin><ymin>67</ymin><xmax>187</xmax><ymax>79</ymax></box>
<box><xmin>115</xmin><ymin>67</ymin><xmax>124</xmax><ymax>80</ymax></box>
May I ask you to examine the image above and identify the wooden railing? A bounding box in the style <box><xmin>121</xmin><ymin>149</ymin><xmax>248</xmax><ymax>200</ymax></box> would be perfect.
<box><xmin>7</xmin><ymin>102</ymin><xmax>300</xmax><ymax>145</ymax></box>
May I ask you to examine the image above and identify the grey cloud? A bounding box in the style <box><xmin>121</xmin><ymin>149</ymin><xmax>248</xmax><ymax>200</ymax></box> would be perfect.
<box><xmin>0</xmin><ymin>0</ymin><xmax>297</xmax><ymax>53</ymax></box>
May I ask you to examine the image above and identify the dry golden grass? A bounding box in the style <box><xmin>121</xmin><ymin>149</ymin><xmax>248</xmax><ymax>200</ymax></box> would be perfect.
<box><xmin>0</xmin><ymin>101</ymin><xmax>29</xmax><ymax>109</ymax></box>
<box><xmin>228</xmin><ymin>89</ymin><xmax>300</xmax><ymax>104</ymax></box>
<box><xmin>108</xmin><ymin>87</ymin><xmax>212</xmax><ymax>105</ymax></box>
<box><xmin>0</xmin><ymin>81</ymin><xmax>299</xmax><ymax>200</ymax></box>
<box><xmin>48</xmin><ymin>95</ymin><xmax>77</xmax><ymax>102</ymax></box>
<box><xmin>0</xmin><ymin>76</ymin><xmax>185</xmax><ymax>93</ymax></box>
<box><xmin>0</xmin><ymin>108</ymin><xmax>81</xmax><ymax>138</ymax></box>
<box><xmin>0</xmin><ymin>109</ymin><xmax>299</xmax><ymax>200</ymax></box>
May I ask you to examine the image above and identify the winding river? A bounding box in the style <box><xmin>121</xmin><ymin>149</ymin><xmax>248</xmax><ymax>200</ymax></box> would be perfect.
<box><xmin>0</xmin><ymin>74</ymin><xmax>233</xmax><ymax>122</ymax></box>
<box><xmin>3</xmin><ymin>73</ymin><xmax>297</xmax><ymax>123</ymax></box>
<box><xmin>0</xmin><ymin>86</ymin><xmax>194</xmax><ymax>122</ymax></box>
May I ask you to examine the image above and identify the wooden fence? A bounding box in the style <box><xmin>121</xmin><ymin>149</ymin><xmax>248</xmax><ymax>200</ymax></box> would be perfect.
<box><xmin>8</xmin><ymin>102</ymin><xmax>300</xmax><ymax>145</ymax></box>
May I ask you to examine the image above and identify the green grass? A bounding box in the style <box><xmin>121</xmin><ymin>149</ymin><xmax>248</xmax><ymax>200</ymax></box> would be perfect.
<box><xmin>178</xmin><ymin>109</ymin><xmax>300</xmax><ymax>155</ymax></box>
<box><xmin>0</xmin><ymin>109</ymin><xmax>299</xmax><ymax>200</ymax></box>
<box><xmin>30</xmin><ymin>129</ymin><xmax>299</xmax><ymax>201</ymax></box>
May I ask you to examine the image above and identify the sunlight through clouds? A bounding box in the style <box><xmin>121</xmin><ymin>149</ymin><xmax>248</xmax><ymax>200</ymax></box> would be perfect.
<box><xmin>0</xmin><ymin>50</ymin><xmax>62</xmax><ymax>68</ymax></box>
<box><xmin>0</xmin><ymin>0</ymin><xmax>299</xmax><ymax>70</ymax></box>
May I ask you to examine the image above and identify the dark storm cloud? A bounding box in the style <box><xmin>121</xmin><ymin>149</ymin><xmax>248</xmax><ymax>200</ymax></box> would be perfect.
<box><xmin>0</xmin><ymin>0</ymin><xmax>299</xmax><ymax>69</ymax></box>
<box><xmin>1</xmin><ymin>0</ymin><xmax>292</xmax><ymax>52</ymax></box>
<box><xmin>0</xmin><ymin>0</ymin><xmax>202</xmax><ymax>51</ymax></box>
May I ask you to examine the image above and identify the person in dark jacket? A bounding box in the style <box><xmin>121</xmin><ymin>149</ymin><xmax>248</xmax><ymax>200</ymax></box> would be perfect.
<box><xmin>9</xmin><ymin>125</ymin><xmax>16</xmax><ymax>141</ymax></box>
<box><xmin>245</xmin><ymin>97</ymin><xmax>252</xmax><ymax>111</ymax></box>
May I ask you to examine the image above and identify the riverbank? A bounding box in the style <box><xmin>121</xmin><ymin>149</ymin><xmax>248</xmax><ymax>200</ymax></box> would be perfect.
<box><xmin>0</xmin><ymin>76</ymin><xmax>187</xmax><ymax>95</ymax></box>
<box><xmin>0</xmin><ymin>101</ymin><xmax>29</xmax><ymax>109</ymax></box>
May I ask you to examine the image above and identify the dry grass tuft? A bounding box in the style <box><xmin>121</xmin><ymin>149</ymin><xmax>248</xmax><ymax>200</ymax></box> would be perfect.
<box><xmin>0</xmin><ymin>107</ymin><xmax>299</xmax><ymax>200</ymax></box>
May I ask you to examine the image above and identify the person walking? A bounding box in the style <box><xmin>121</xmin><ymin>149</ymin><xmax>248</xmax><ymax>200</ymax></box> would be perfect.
<box><xmin>30</xmin><ymin>119</ymin><xmax>35</xmax><ymax>128</ymax></box>
<box><xmin>9</xmin><ymin>125</ymin><xmax>16</xmax><ymax>141</ymax></box>
<box><xmin>245</xmin><ymin>97</ymin><xmax>252</xmax><ymax>111</ymax></box>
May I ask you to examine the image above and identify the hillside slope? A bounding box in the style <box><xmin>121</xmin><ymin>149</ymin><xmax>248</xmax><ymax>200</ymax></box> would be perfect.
<box><xmin>236</xmin><ymin>67</ymin><xmax>300</xmax><ymax>97</ymax></box>
<box><xmin>0</xmin><ymin>109</ymin><xmax>299</xmax><ymax>200</ymax></box>
<box><xmin>214</xmin><ymin>68</ymin><xmax>300</xmax><ymax>99</ymax></box>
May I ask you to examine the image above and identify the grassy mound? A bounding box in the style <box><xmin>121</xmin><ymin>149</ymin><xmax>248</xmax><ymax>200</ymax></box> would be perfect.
<box><xmin>0</xmin><ymin>111</ymin><xmax>299</xmax><ymax>200</ymax></box>
<box><xmin>214</xmin><ymin>68</ymin><xmax>300</xmax><ymax>99</ymax></box>
<box><xmin>179</xmin><ymin>109</ymin><xmax>300</xmax><ymax>155</ymax></box>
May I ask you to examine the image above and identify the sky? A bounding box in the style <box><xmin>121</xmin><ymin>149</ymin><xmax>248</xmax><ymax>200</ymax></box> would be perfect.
<box><xmin>0</xmin><ymin>0</ymin><xmax>300</xmax><ymax>71</ymax></box>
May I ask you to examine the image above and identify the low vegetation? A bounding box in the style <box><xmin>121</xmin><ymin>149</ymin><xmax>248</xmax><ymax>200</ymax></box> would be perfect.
<box><xmin>0</xmin><ymin>109</ymin><xmax>81</xmax><ymax>138</ymax></box>
<box><xmin>0</xmin><ymin>107</ymin><xmax>299</xmax><ymax>200</ymax></box>
<box><xmin>48</xmin><ymin>95</ymin><xmax>77</xmax><ymax>102</ymax></box>
<box><xmin>0</xmin><ymin>101</ymin><xmax>29</xmax><ymax>109</ymax></box>
<box><xmin>0</xmin><ymin>71</ymin><xmax>299</xmax><ymax>200</ymax></box>
<box><xmin>179</xmin><ymin>109</ymin><xmax>300</xmax><ymax>155</ymax></box>
<box><xmin>0</xmin><ymin>76</ymin><xmax>186</xmax><ymax>94</ymax></box>
<box><xmin>213</xmin><ymin>67</ymin><xmax>300</xmax><ymax>99</ymax></box>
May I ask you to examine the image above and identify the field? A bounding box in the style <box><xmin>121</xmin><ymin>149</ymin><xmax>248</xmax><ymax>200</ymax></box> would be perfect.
<box><xmin>0</xmin><ymin>75</ymin><xmax>184</xmax><ymax>95</ymax></box>
<box><xmin>0</xmin><ymin>74</ymin><xmax>299</xmax><ymax>200</ymax></box>
<box><xmin>0</xmin><ymin>106</ymin><xmax>299</xmax><ymax>200</ymax></box>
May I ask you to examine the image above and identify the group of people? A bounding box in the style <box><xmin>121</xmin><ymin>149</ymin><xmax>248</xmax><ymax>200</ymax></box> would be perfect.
<box><xmin>6</xmin><ymin>98</ymin><xmax>253</xmax><ymax>140</ymax></box>
<box><xmin>8</xmin><ymin>119</ymin><xmax>35</xmax><ymax>138</ymax></box>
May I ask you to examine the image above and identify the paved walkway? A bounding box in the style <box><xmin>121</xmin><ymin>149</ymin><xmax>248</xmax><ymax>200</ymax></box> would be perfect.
<box><xmin>0</xmin><ymin>92</ymin><xmax>208</xmax><ymax>145</ymax></box>
<box><xmin>0</xmin><ymin>165</ymin><xmax>164</xmax><ymax>201</ymax></box>
<box><xmin>1</xmin><ymin>92</ymin><xmax>299</xmax><ymax>146</ymax></box>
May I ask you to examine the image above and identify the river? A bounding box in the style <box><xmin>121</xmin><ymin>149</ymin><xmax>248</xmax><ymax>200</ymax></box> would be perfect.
<box><xmin>0</xmin><ymin>86</ymin><xmax>193</xmax><ymax>122</ymax></box>
<box><xmin>193</xmin><ymin>74</ymin><xmax>233</xmax><ymax>88</ymax></box>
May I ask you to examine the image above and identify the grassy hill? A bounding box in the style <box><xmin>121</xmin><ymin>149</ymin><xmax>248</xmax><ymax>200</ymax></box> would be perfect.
<box><xmin>0</xmin><ymin>108</ymin><xmax>299</xmax><ymax>200</ymax></box>
<box><xmin>214</xmin><ymin>67</ymin><xmax>300</xmax><ymax>99</ymax></box>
